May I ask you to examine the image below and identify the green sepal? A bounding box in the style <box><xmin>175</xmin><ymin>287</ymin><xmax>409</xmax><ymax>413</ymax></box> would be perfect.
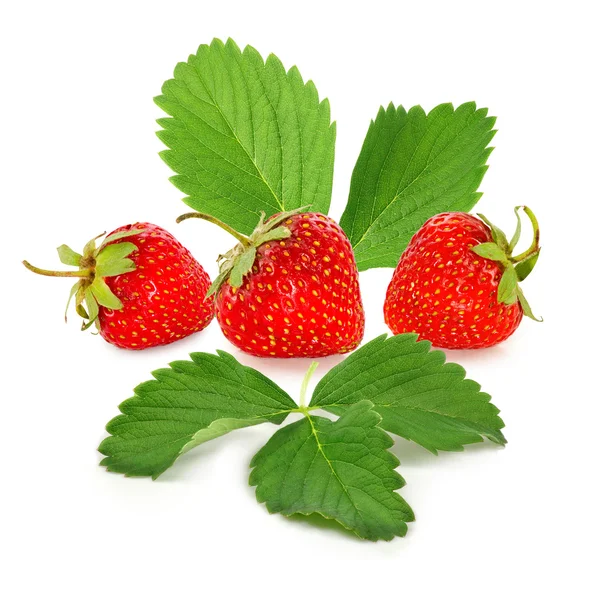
<box><xmin>95</xmin><ymin>259</ymin><xmax>136</xmax><ymax>279</ymax></box>
<box><xmin>206</xmin><ymin>268</ymin><xmax>233</xmax><ymax>298</ymax></box>
<box><xmin>516</xmin><ymin>287</ymin><xmax>543</xmax><ymax>322</ymax></box>
<box><xmin>477</xmin><ymin>213</ymin><xmax>510</xmax><ymax>252</ymax></box>
<box><xmin>101</xmin><ymin>228</ymin><xmax>145</xmax><ymax>247</ymax></box>
<box><xmin>253</xmin><ymin>226</ymin><xmax>292</xmax><ymax>247</ymax></box>
<box><xmin>57</xmin><ymin>244</ymin><xmax>83</xmax><ymax>267</ymax></box>
<box><xmin>262</xmin><ymin>206</ymin><xmax>312</xmax><ymax>229</ymax></box>
<box><xmin>25</xmin><ymin>228</ymin><xmax>144</xmax><ymax>332</ymax></box>
<box><xmin>471</xmin><ymin>242</ymin><xmax>508</xmax><ymax>263</ymax></box>
<box><xmin>81</xmin><ymin>289</ymin><xmax>99</xmax><ymax>330</ymax></box>
<box><xmin>65</xmin><ymin>282</ymin><xmax>80</xmax><ymax>322</ymax></box>
<box><xmin>90</xmin><ymin>278</ymin><xmax>123</xmax><ymax>310</ymax></box>
<box><xmin>498</xmin><ymin>264</ymin><xmax>518</xmax><ymax>305</ymax></box>
<box><xmin>85</xmin><ymin>288</ymin><xmax>99</xmax><ymax>320</ymax></box>
<box><xmin>75</xmin><ymin>285</ymin><xmax>88</xmax><ymax>319</ymax></box>
<box><xmin>200</xmin><ymin>206</ymin><xmax>312</xmax><ymax>298</ymax></box>
<box><xmin>76</xmin><ymin>304</ymin><xmax>89</xmax><ymax>319</ymax></box>
<box><xmin>229</xmin><ymin>247</ymin><xmax>257</xmax><ymax>289</ymax></box>
<box><xmin>508</xmin><ymin>206</ymin><xmax>522</xmax><ymax>252</ymax></box>
<box><xmin>515</xmin><ymin>250</ymin><xmax>540</xmax><ymax>282</ymax></box>
<box><xmin>83</xmin><ymin>232</ymin><xmax>105</xmax><ymax>257</ymax></box>
<box><xmin>95</xmin><ymin>242</ymin><xmax>138</xmax><ymax>278</ymax></box>
<box><xmin>96</xmin><ymin>242</ymin><xmax>137</xmax><ymax>264</ymax></box>
<box><xmin>475</xmin><ymin>206</ymin><xmax>541</xmax><ymax>319</ymax></box>
<box><xmin>77</xmin><ymin>234</ymin><xmax>139</xmax><ymax>325</ymax></box>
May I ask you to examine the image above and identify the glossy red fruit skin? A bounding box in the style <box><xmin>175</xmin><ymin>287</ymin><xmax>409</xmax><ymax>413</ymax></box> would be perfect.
<box><xmin>215</xmin><ymin>213</ymin><xmax>365</xmax><ymax>358</ymax></box>
<box><xmin>384</xmin><ymin>212</ymin><xmax>523</xmax><ymax>349</ymax></box>
<box><xmin>97</xmin><ymin>223</ymin><xmax>213</xmax><ymax>350</ymax></box>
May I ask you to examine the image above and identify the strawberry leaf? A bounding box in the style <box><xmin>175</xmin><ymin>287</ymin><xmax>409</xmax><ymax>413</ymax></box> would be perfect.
<box><xmin>155</xmin><ymin>38</ymin><xmax>336</xmax><ymax>235</ymax></box>
<box><xmin>250</xmin><ymin>400</ymin><xmax>414</xmax><ymax>541</ymax></box>
<box><xmin>340</xmin><ymin>102</ymin><xmax>496</xmax><ymax>271</ymax></box>
<box><xmin>98</xmin><ymin>351</ymin><xmax>296</xmax><ymax>479</ymax></box>
<box><xmin>98</xmin><ymin>337</ymin><xmax>508</xmax><ymax>539</ymax></box>
<box><xmin>310</xmin><ymin>334</ymin><xmax>506</xmax><ymax>453</ymax></box>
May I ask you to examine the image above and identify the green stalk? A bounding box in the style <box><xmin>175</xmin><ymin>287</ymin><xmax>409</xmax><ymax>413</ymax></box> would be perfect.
<box><xmin>511</xmin><ymin>206</ymin><xmax>540</xmax><ymax>263</ymax></box>
<box><xmin>176</xmin><ymin>212</ymin><xmax>252</xmax><ymax>247</ymax></box>
<box><xmin>22</xmin><ymin>261</ymin><xmax>92</xmax><ymax>278</ymax></box>
<box><xmin>299</xmin><ymin>362</ymin><xmax>319</xmax><ymax>409</ymax></box>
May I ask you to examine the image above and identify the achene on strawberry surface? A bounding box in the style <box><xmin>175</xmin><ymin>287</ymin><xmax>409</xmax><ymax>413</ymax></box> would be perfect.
<box><xmin>23</xmin><ymin>223</ymin><xmax>213</xmax><ymax>350</ymax></box>
<box><xmin>178</xmin><ymin>209</ymin><xmax>365</xmax><ymax>358</ymax></box>
<box><xmin>383</xmin><ymin>208</ymin><xmax>541</xmax><ymax>349</ymax></box>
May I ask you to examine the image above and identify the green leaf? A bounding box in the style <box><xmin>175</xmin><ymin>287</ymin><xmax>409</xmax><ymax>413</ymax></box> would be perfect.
<box><xmin>250</xmin><ymin>400</ymin><xmax>414</xmax><ymax>541</ymax></box>
<box><xmin>471</xmin><ymin>242</ymin><xmax>507</xmax><ymax>262</ymax></box>
<box><xmin>57</xmin><ymin>244</ymin><xmax>82</xmax><ymax>267</ymax></box>
<box><xmin>340</xmin><ymin>102</ymin><xmax>496</xmax><ymax>271</ymax></box>
<box><xmin>98</xmin><ymin>351</ymin><xmax>296</xmax><ymax>479</ymax></box>
<box><xmin>155</xmin><ymin>38</ymin><xmax>336</xmax><ymax>235</ymax></box>
<box><xmin>310</xmin><ymin>334</ymin><xmax>506</xmax><ymax>453</ymax></box>
<box><xmin>498</xmin><ymin>264</ymin><xmax>518</xmax><ymax>304</ymax></box>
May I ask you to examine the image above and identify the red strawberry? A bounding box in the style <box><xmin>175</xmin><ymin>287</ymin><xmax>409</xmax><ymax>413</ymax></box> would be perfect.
<box><xmin>178</xmin><ymin>209</ymin><xmax>365</xmax><ymax>358</ymax></box>
<box><xmin>23</xmin><ymin>223</ymin><xmax>213</xmax><ymax>349</ymax></box>
<box><xmin>383</xmin><ymin>207</ymin><xmax>541</xmax><ymax>349</ymax></box>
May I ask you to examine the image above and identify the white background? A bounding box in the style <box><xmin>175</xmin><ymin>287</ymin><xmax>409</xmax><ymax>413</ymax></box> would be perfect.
<box><xmin>2</xmin><ymin>1</ymin><xmax>598</xmax><ymax>598</ymax></box>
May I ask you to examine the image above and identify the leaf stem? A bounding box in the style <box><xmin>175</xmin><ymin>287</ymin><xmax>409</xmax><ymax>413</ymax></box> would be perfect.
<box><xmin>298</xmin><ymin>361</ymin><xmax>319</xmax><ymax>409</ymax></box>
<box><xmin>23</xmin><ymin>261</ymin><xmax>92</xmax><ymax>278</ymax></box>
<box><xmin>176</xmin><ymin>212</ymin><xmax>252</xmax><ymax>247</ymax></box>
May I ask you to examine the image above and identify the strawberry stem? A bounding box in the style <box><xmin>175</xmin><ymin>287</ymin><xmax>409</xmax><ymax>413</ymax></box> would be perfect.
<box><xmin>299</xmin><ymin>361</ymin><xmax>319</xmax><ymax>408</ymax></box>
<box><xmin>176</xmin><ymin>212</ymin><xmax>252</xmax><ymax>247</ymax></box>
<box><xmin>23</xmin><ymin>261</ymin><xmax>92</xmax><ymax>278</ymax></box>
<box><xmin>510</xmin><ymin>206</ymin><xmax>540</xmax><ymax>263</ymax></box>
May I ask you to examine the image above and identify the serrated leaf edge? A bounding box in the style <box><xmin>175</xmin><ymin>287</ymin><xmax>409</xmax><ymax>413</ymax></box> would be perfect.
<box><xmin>310</xmin><ymin>334</ymin><xmax>506</xmax><ymax>453</ymax></box>
<box><xmin>249</xmin><ymin>400</ymin><xmax>415</xmax><ymax>542</ymax></box>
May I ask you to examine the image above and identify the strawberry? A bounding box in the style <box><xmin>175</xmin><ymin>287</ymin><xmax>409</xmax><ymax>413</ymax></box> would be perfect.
<box><xmin>23</xmin><ymin>223</ymin><xmax>213</xmax><ymax>349</ymax></box>
<box><xmin>383</xmin><ymin>207</ymin><xmax>541</xmax><ymax>349</ymax></box>
<box><xmin>178</xmin><ymin>209</ymin><xmax>365</xmax><ymax>358</ymax></box>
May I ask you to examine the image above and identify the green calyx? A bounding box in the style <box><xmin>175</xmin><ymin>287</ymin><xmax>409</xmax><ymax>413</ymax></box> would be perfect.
<box><xmin>23</xmin><ymin>229</ymin><xmax>142</xmax><ymax>330</ymax></box>
<box><xmin>472</xmin><ymin>206</ymin><xmax>542</xmax><ymax>321</ymax></box>
<box><xmin>177</xmin><ymin>206</ymin><xmax>311</xmax><ymax>298</ymax></box>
